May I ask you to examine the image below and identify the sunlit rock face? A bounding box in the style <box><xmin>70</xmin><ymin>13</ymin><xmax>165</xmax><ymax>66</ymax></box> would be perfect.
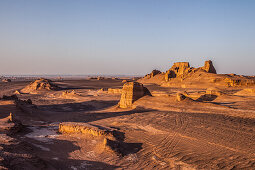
<box><xmin>202</xmin><ymin>60</ymin><xmax>217</xmax><ymax>74</ymax></box>
<box><xmin>21</xmin><ymin>78</ymin><xmax>59</xmax><ymax>93</ymax></box>
<box><xmin>165</xmin><ymin>62</ymin><xmax>191</xmax><ymax>81</ymax></box>
<box><xmin>119</xmin><ymin>82</ymin><xmax>151</xmax><ymax>108</ymax></box>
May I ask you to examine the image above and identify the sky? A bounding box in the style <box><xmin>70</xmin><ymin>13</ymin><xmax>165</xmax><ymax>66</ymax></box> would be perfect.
<box><xmin>0</xmin><ymin>0</ymin><xmax>255</xmax><ymax>76</ymax></box>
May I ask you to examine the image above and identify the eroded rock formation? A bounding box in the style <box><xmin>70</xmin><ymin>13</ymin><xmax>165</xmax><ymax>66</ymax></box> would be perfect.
<box><xmin>21</xmin><ymin>78</ymin><xmax>59</xmax><ymax>93</ymax></box>
<box><xmin>201</xmin><ymin>60</ymin><xmax>217</xmax><ymax>74</ymax></box>
<box><xmin>165</xmin><ymin>62</ymin><xmax>191</xmax><ymax>81</ymax></box>
<box><xmin>145</xmin><ymin>69</ymin><xmax>161</xmax><ymax>79</ymax></box>
<box><xmin>119</xmin><ymin>82</ymin><xmax>151</xmax><ymax>108</ymax></box>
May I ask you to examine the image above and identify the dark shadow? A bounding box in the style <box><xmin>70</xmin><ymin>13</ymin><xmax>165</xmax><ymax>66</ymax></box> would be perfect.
<box><xmin>39</xmin><ymin>100</ymin><xmax>119</xmax><ymax>112</ymax></box>
<box><xmin>196</xmin><ymin>94</ymin><xmax>218</xmax><ymax>102</ymax></box>
<box><xmin>211</xmin><ymin>101</ymin><xmax>237</xmax><ymax>108</ymax></box>
<box><xmin>55</xmin><ymin>79</ymin><xmax>123</xmax><ymax>91</ymax></box>
<box><xmin>40</xmin><ymin>104</ymin><xmax>157</xmax><ymax>124</ymax></box>
<box><xmin>0</xmin><ymin>124</ymin><xmax>121</xmax><ymax>170</ymax></box>
<box><xmin>106</xmin><ymin>139</ymin><xmax>143</xmax><ymax>156</ymax></box>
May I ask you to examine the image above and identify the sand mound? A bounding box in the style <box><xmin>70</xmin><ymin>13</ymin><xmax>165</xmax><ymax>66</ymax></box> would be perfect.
<box><xmin>21</xmin><ymin>78</ymin><xmax>59</xmax><ymax>94</ymax></box>
<box><xmin>119</xmin><ymin>82</ymin><xmax>151</xmax><ymax>108</ymax></box>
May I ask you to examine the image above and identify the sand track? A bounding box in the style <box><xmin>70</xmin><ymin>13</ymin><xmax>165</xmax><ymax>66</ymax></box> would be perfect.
<box><xmin>0</xmin><ymin>79</ymin><xmax>255</xmax><ymax>169</ymax></box>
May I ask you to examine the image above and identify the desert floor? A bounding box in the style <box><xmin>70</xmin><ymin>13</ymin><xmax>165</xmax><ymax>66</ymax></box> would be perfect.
<box><xmin>0</xmin><ymin>78</ymin><xmax>255</xmax><ymax>169</ymax></box>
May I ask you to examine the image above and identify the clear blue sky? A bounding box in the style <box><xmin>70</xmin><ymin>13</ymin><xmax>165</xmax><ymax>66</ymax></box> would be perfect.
<box><xmin>0</xmin><ymin>0</ymin><xmax>254</xmax><ymax>75</ymax></box>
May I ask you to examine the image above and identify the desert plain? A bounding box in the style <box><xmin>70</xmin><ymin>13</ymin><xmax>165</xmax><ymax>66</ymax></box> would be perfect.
<box><xmin>0</xmin><ymin>60</ymin><xmax>255</xmax><ymax>170</ymax></box>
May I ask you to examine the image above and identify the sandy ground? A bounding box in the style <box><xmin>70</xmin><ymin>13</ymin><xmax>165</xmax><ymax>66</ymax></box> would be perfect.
<box><xmin>0</xmin><ymin>78</ymin><xmax>255</xmax><ymax>169</ymax></box>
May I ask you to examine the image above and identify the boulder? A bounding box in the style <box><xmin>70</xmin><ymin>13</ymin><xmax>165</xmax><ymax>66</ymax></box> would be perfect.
<box><xmin>202</xmin><ymin>60</ymin><xmax>217</xmax><ymax>74</ymax></box>
<box><xmin>119</xmin><ymin>82</ymin><xmax>151</xmax><ymax>108</ymax></box>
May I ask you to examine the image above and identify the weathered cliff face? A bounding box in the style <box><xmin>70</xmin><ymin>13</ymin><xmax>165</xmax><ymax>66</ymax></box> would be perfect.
<box><xmin>165</xmin><ymin>62</ymin><xmax>191</xmax><ymax>81</ymax></box>
<box><xmin>202</xmin><ymin>60</ymin><xmax>217</xmax><ymax>74</ymax></box>
<box><xmin>119</xmin><ymin>82</ymin><xmax>151</xmax><ymax>108</ymax></box>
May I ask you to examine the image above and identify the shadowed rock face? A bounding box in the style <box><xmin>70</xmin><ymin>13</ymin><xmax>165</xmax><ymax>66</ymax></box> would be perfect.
<box><xmin>119</xmin><ymin>82</ymin><xmax>151</xmax><ymax>108</ymax></box>
<box><xmin>202</xmin><ymin>60</ymin><xmax>217</xmax><ymax>74</ymax></box>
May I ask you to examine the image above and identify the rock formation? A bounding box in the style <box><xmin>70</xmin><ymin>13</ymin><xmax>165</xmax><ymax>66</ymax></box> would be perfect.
<box><xmin>2</xmin><ymin>79</ymin><xmax>11</xmax><ymax>83</ymax></box>
<box><xmin>165</xmin><ymin>62</ymin><xmax>191</xmax><ymax>81</ymax></box>
<box><xmin>61</xmin><ymin>90</ymin><xmax>80</xmax><ymax>99</ymax></box>
<box><xmin>176</xmin><ymin>92</ymin><xmax>187</xmax><ymax>101</ymax></box>
<box><xmin>119</xmin><ymin>82</ymin><xmax>151</xmax><ymax>108</ymax></box>
<box><xmin>0</xmin><ymin>113</ymin><xmax>22</xmax><ymax>134</ymax></box>
<box><xmin>201</xmin><ymin>60</ymin><xmax>217</xmax><ymax>74</ymax></box>
<box><xmin>59</xmin><ymin>122</ymin><xmax>117</xmax><ymax>140</ymax></box>
<box><xmin>206</xmin><ymin>87</ymin><xmax>222</xmax><ymax>96</ymax></box>
<box><xmin>21</xmin><ymin>78</ymin><xmax>59</xmax><ymax>93</ymax></box>
<box><xmin>145</xmin><ymin>69</ymin><xmax>161</xmax><ymax>79</ymax></box>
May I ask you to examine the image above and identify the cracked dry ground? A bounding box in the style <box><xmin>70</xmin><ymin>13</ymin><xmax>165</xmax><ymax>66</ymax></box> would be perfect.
<box><xmin>0</xmin><ymin>79</ymin><xmax>255</xmax><ymax>169</ymax></box>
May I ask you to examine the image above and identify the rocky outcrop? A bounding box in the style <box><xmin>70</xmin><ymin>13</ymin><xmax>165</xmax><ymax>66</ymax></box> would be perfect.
<box><xmin>145</xmin><ymin>69</ymin><xmax>161</xmax><ymax>79</ymax></box>
<box><xmin>202</xmin><ymin>60</ymin><xmax>217</xmax><ymax>74</ymax></box>
<box><xmin>59</xmin><ymin>122</ymin><xmax>117</xmax><ymax>140</ymax></box>
<box><xmin>176</xmin><ymin>92</ymin><xmax>187</xmax><ymax>101</ymax></box>
<box><xmin>225</xmin><ymin>77</ymin><xmax>255</xmax><ymax>87</ymax></box>
<box><xmin>21</xmin><ymin>78</ymin><xmax>59</xmax><ymax>93</ymax></box>
<box><xmin>119</xmin><ymin>82</ymin><xmax>151</xmax><ymax>108</ymax></box>
<box><xmin>2</xmin><ymin>79</ymin><xmax>11</xmax><ymax>83</ymax></box>
<box><xmin>61</xmin><ymin>90</ymin><xmax>80</xmax><ymax>99</ymax></box>
<box><xmin>165</xmin><ymin>62</ymin><xmax>191</xmax><ymax>81</ymax></box>
<box><xmin>0</xmin><ymin>113</ymin><xmax>23</xmax><ymax>135</ymax></box>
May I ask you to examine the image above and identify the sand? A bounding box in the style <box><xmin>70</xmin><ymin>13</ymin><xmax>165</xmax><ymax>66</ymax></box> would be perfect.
<box><xmin>0</xmin><ymin>78</ymin><xmax>254</xmax><ymax>169</ymax></box>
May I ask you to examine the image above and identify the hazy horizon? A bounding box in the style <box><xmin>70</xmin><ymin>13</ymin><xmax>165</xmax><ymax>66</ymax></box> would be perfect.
<box><xmin>0</xmin><ymin>0</ymin><xmax>255</xmax><ymax>76</ymax></box>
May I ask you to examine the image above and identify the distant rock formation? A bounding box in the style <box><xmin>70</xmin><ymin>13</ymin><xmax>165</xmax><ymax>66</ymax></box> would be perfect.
<box><xmin>21</xmin><ymin>78</ymin><xmax>59</xmax><ymax>93</ymax></box>
<box><xmin>119</xmin><ymin>82</ymin><xmax>151</xmax><ymax>108</ymax></box>
<box><xmin>2</xmin><ymin>79</ymin><xmax>11</xmax><ymax>83</ymax></box>
<box><xmin>61</xmin><ymin>90</ymin><xmax>80</xmax><ymax>99</ymax></box>
<box><xmin>201</xmin><ymin>60</ymin><xmax>217</xmax><ymax>74</ymax></box>
<box><xmin>165</xmin><ymin>62</ymin><xmax>191</xmax><ymax>81</ymax></box>
<box><xmin>145</xmin><ymin>69</ymin><xmax>161</xmax><ymax>79</ymax></box>
<box><xmin>138</xmin><ymin>60</ymin><xmax>255</xmax><ymax>88</ymax></box>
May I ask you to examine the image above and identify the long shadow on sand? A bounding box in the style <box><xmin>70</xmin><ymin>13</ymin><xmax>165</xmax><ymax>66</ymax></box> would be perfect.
<box><xmin>39</xmin><ymin>100</ymin><xmax>119</xmax><ymax>112</ymax></box>
<box><xmin>0</xmin><ymin>132</ymin><xmax>120</xmax><ymax>170</ymax></box>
